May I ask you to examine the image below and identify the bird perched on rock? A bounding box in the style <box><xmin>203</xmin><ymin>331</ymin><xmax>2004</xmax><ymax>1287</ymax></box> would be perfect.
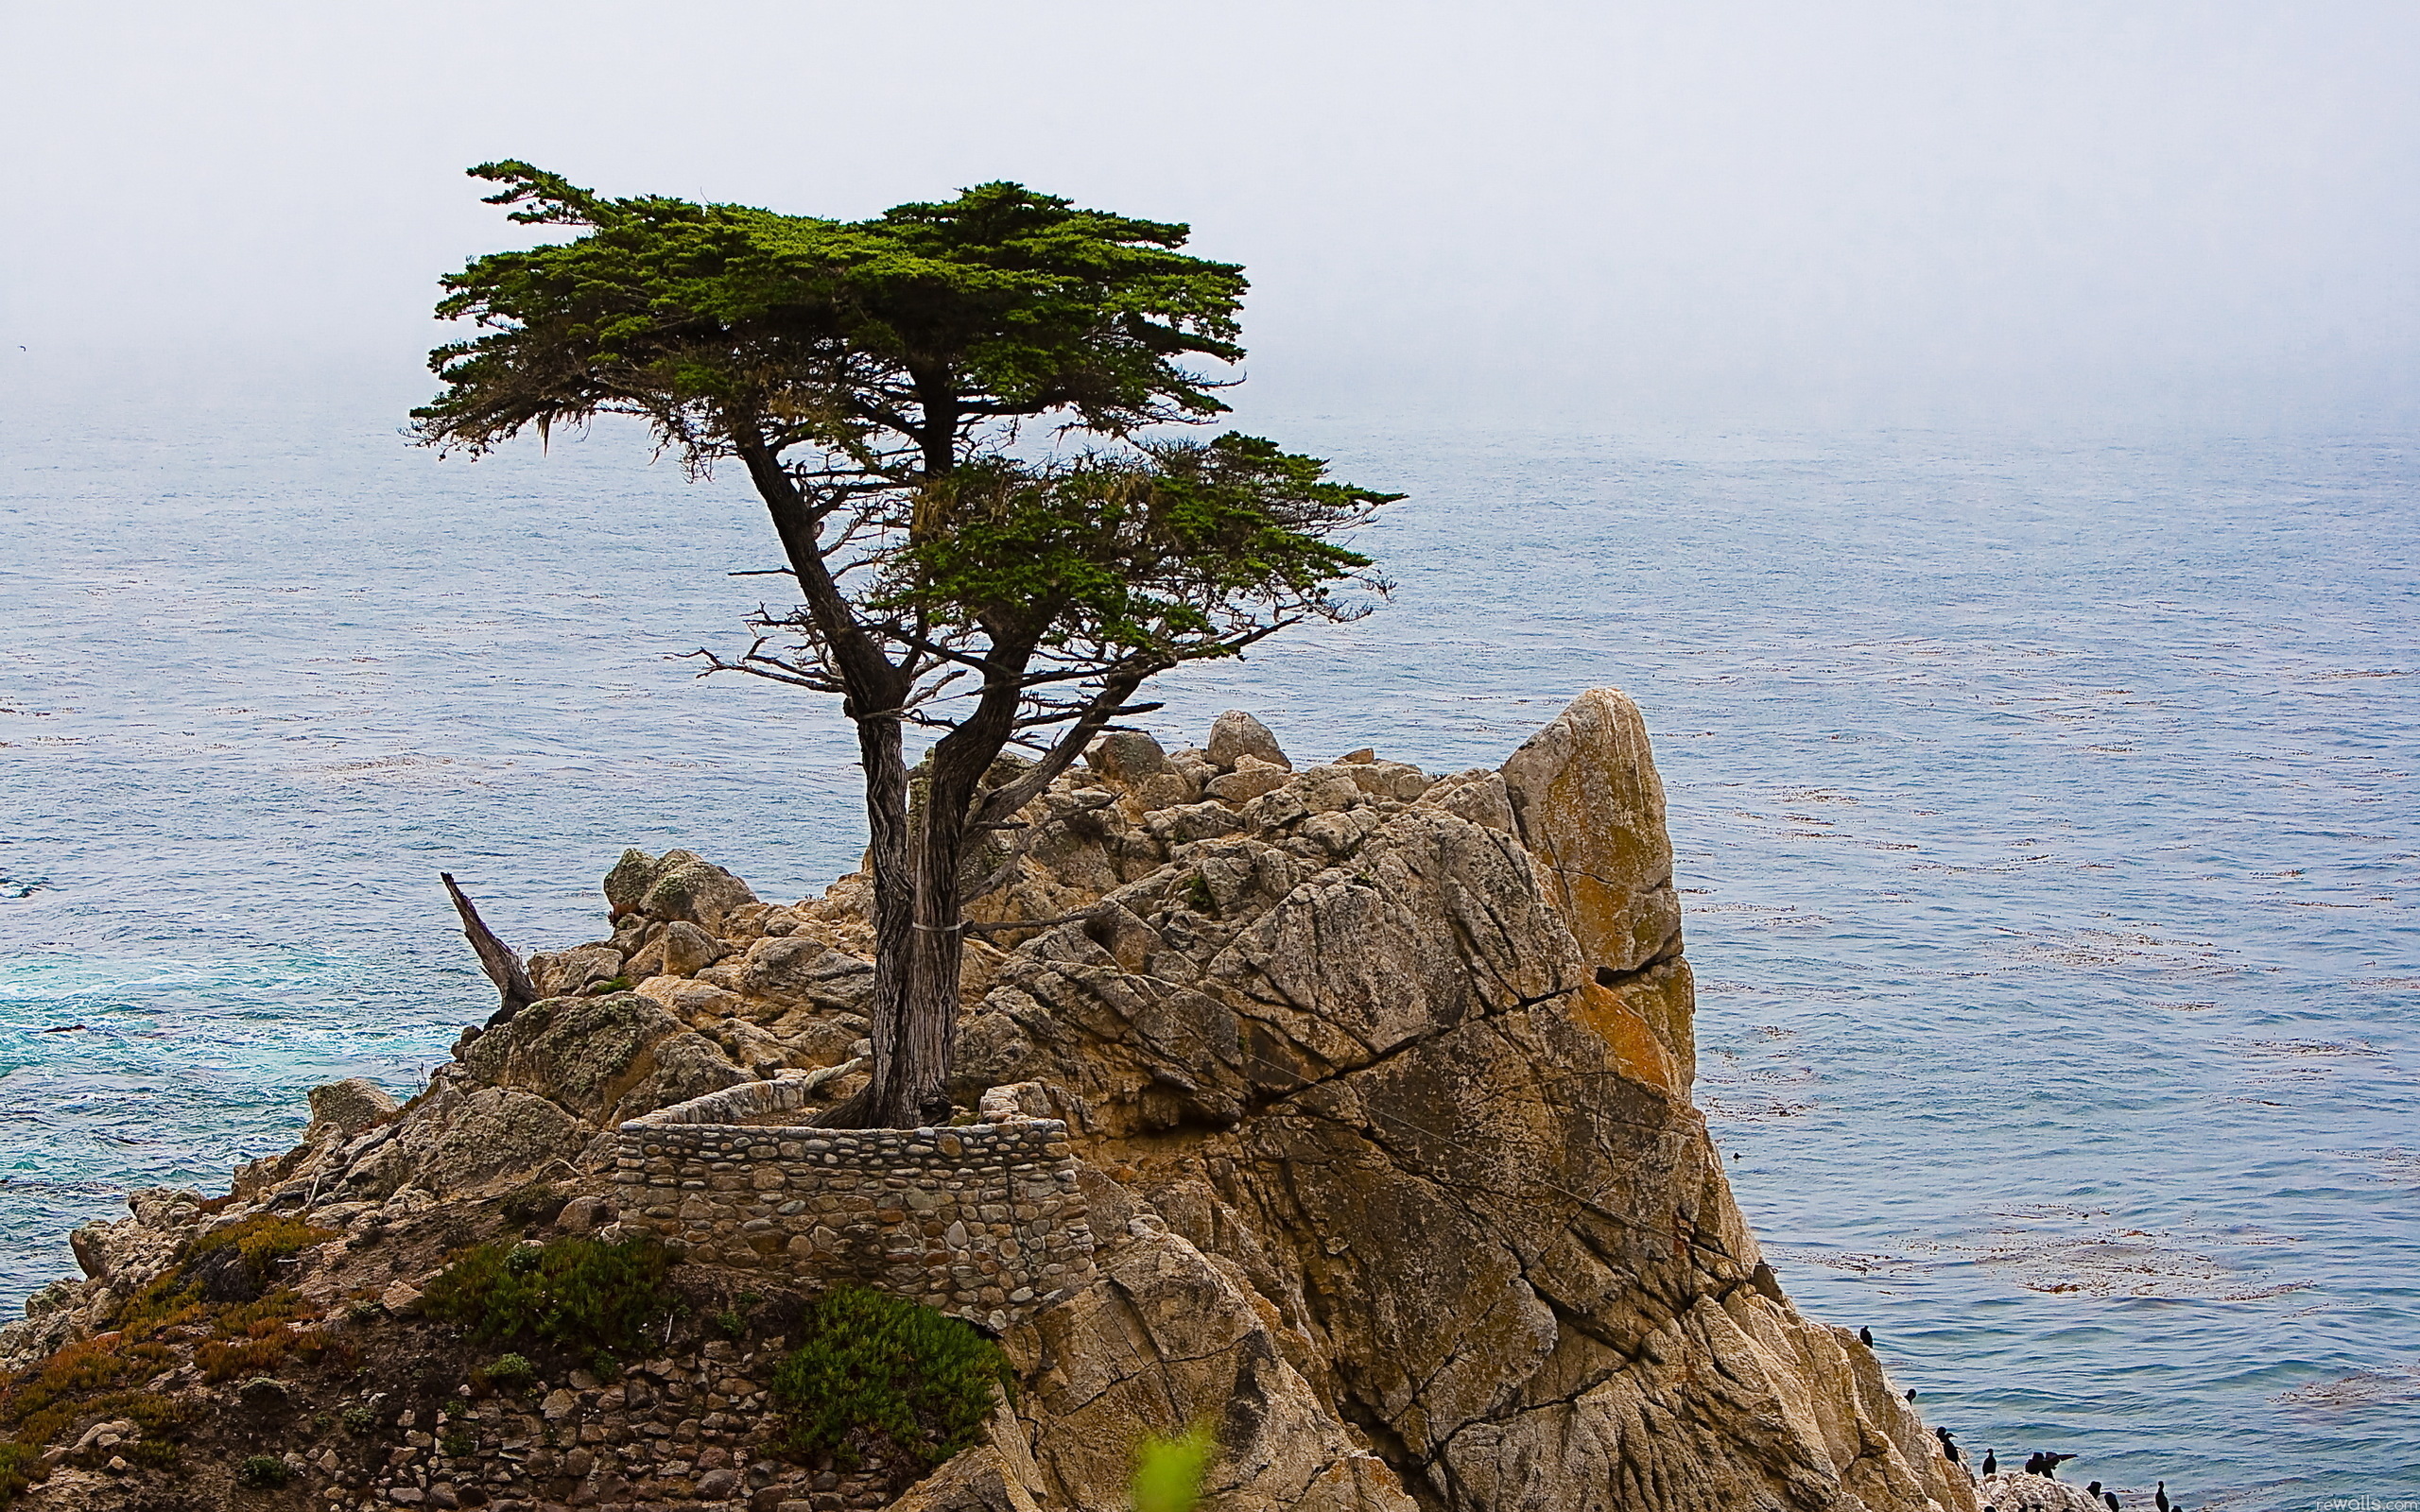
<box><xmin>1935</xmin><ymin>1427</ymin><xmax>1962</xmax><ymax>1465</ymax></box>
<box><xmin>1906</xmin><ymin>1388</ymin><xmax>1917</xmax><ymax>1402</ymax></box>
<box><xmin>2156</xmin><ymin>1483</ymin><xmax>2170</xmax><ymax>1512</ymax></box>
<box><xmin>2105</xmin><ymin>1496</ymin><xmax>2121</xmax><ymax>1512</ymax></box>
<box><xmin>2025</xmin><ymin>1453</ymin><xmax>2046</xmax><ymax>1475</ymax></box>
<box><xmin>2087</xmin><ymin>1484</ymin><xmax>2101</xmax><ymax>1499</ymax></box>
<box><xmin>1860</xmin><ymin>1327</ymin><xmax>1874</xmax><ymax>1346</ymax></box>
<box><xmin>2042</xmin><ymin>1452</ymin><xmax>2075</xmax><ymax>1479</ymax></box>
<box><xmin>1983</xmin><ymin>1450</ymin><xmax>1997</xmax><ymax>1475</ymax></box>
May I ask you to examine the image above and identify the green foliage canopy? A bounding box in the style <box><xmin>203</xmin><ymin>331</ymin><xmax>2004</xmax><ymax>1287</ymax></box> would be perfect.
<box><xmin>890</xmin><ymin>434</ymin><xmax>1383</xmax><ymax>659</ymax></box>
<box><xmin>412</xmin><ymin>162</ymin><xmax>1251</xmax><ymax>481</ymax></box>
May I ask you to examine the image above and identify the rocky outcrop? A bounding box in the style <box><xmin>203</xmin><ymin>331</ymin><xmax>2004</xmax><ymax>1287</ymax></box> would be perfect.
<box><xmin>937</xmin><ymin>695</ymin><xmax>1965</xmax><ymax>1512</ymax></box>
<box><xmin>2</xmin><ymin>691</ymin><xmax>1978</xmax><ymax>1512</ymax></box>
<box><xmin>1499</xmin><ymin>687</ymin><xmax>1695</xmax><ymax>1087</ymax></box>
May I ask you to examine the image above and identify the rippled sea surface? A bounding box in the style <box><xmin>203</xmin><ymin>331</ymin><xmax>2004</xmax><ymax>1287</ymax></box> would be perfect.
<box><xmin>3</xmin><ymin>382</ymin><xmax>2413</xmax><ymax>1506</ymax></box>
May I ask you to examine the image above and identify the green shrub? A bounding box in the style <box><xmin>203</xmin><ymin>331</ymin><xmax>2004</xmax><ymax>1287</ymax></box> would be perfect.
<box><xmin>1131</xmin><ymin>1423</ymin><xmax>1215</xmax><ymax>1512</ymax></box>
<box><xmin>441</xmin><ymin>1429</ymin><xmax>476</xmax><ymax>1458</ymax></box>
<box><xmin>422</xmin><ymin>1236</ymin><xmax>670</xmax><ymax>1354</ymax></box>
<box><xmin>591</xmin><ymin>1350</ymin><xmax>623</xmax><ymax>1383</ymax></box>
<box><xmin>339</xmin><ymin>1404</ymin><xmax>373</xmax><ymax>1433</ymax></box>
<box><xmin>234</xmin><ymin>1453</ymin><xmax>291</xmax><ymax>1488</ymax></box>
<box><xmin>0</xmin><ymin>1441</ymin><xmax>47</xmax><ymax>1504</ymax></box>
<box><xmin>769</xmin><ymin>1285</ymin><xmax>1011</xmax><ymax>1471</ymax></box>
<box><xmin>485</xmin><ymin>1353</ymin><xmax>535</xmax><ymax>1389</ymax></box>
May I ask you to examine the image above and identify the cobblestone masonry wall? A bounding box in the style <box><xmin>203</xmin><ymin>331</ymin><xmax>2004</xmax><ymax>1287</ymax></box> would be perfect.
<box><xmin>351</xmin><ymin>1339</ymin><xmax>907</xmax><ymax>1512</ymax></box>
<box><xmin>614</xmin><ymin>1076</ymin><xmax>1095</xmax><ymax>1331</ymax></box>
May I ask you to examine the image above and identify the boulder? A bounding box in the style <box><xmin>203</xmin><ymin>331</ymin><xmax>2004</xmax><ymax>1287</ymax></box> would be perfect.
<box><xmin>634</xmin><ymin>974</ymin><xmax>746</xmax><ymax>1022</ymax></box>
<box><xmin>1497</xmin><ymin>686</ymin><xmax>1681</xmax><ymax>978</ymax></box>
<box><xmin>1143</xmin><ymin>800</ymin><xmax>1243</xmax><ymax>846</ymax></box>
<box><xmin>638</xmin><ymin>856</ymin><xmax>758</xmax><ymax>931</ymax></box>
<box><xmin>1084</xmin><ymin>729</ymin><xmax>1169</xmax><ymax>783</ymax></box>
<box><xmin>306</xmin><ymin>1077</ymin><xmax>400</xmax><ymax>1137</ymax></box>
<box><xmin>459</xmin><ymin>992</ymin><xmax>748</xmax><ymax>1126</ymax></box>
<box><xmin>699</xmin><ymin>936</ymin><xmax>876</xmax><ymax>1012</ymax></box>
<box><xmin>1132</xmin><ymin>770</ymin><xmax>1198</xmax><ymax>813</ymax></box>
<box><xmin>1205</xmin><ymin>754</ymin><xmax>1291</xmax><ymax>804</ymax></box>
<box><xmin>417</xmin><ymin>1087</ymin><xmax>589</xmax><ymax>1192</ymax></box>
<box><xmin>380</xmin><ymin>1279</ymin><xmax>425</xmax><ymax>1317</ymax></box>
<box><xmin>125</xmin><ymin>1188</ymin><xmax>204</xmax><ymax>1227</ymax></box>
<box><xmin>977</xmin><ymin>1081</ymin><xmax>1054</xmax><ymax>1121</ymax></box>
<box><xmin>882</xmin><ymin>1448</ymin><xmax>1042</xmax><ymax>1512</ymax></box>
<box><xmin>659</xmin><ymin>919</ymin><xmax>727</xmax><ymax>977</ymax></box>
<box><xmin>1976</xmin><ymin>1473</ymin><xmax>2106</xmax><ymax>1511</ymax></box>
<box><xmin>0</xmin><ymin>1280</ymin><xmax>90</xmax><ymax>1372</ymax></box>
<box><xmin>527</xmin><ymin>944</ymin><xmax>624</xmax><ymax>999</ymax></box>
<box><xmin>556</xmin><ymin>1194</ymin><xmax>613</xmax><ymax>1233</ymax></box>
<box><xmin>602</xmin><ymin>848</ymin><xmax>661</xmax><ymax>918</ymax></box>
<box><xmin>1205</xmin><ymin>710</ymin><xmax>1289</xmax><ymax>771</ymax></box>
<box><xmin>63</xmin><ymin>1190</ymin><xmax>200</xmax><ymax>1294</ymax></box>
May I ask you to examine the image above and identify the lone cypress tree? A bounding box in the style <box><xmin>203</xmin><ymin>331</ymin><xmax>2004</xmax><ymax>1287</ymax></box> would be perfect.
<box><xmin>413</xmin><ymin>163</ymin><xmax>1398</xmax><ymax>1127</ymax></box>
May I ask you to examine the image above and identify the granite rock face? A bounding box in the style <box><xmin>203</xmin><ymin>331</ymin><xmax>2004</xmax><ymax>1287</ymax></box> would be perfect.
<box><xmin>1498</xmin><ymin>686</ymin><xmax>1697</xmax><ymax>1087</ymax></box>
<box><xmin>938</xmin><ymin>690</ymin><xmax>1967</xmax><ymax>1512</ymax></box>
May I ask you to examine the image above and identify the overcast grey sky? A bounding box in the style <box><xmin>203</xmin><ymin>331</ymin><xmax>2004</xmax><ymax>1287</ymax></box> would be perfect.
<box><xmin>5</xmin><ymin>1</ymin><xmax>2415</xmax><ymax>429</ymax></box>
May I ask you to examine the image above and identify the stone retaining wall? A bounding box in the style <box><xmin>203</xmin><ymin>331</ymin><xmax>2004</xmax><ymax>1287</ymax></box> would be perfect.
<box><xmin>614</xmin><ymin>1077</ymin><xmax>1095</xmax><ymax>1331</ymax></box>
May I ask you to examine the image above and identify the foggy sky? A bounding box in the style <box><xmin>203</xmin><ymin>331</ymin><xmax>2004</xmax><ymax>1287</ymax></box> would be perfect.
<box><xmin>5</xmin><ymin>1</ymin><xmax>2415</xmax><ymax>430</ymax></box>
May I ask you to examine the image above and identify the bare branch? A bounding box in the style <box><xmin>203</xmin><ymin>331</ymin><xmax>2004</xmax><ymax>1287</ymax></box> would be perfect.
<box><xmin>441</xmin><ymin>873</ymin><xmax>539</xmax><ymax>1022</ymax></box>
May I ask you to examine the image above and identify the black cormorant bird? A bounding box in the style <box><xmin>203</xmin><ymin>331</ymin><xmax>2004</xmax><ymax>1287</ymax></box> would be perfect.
<box><xmin>2156</xmin><ymin>1483</ymin><xmax>2170</xmax><ymax>1512</ymax></box>
<box><xmin>2042</xmin><ymin>1452</ymin><xmax>2074</xmax><ymax>1478</ymax></box>
<box><xmin>2087</xmin><ymin>1484</ymin><xmax>2102</xmax><ymax>1499</ymax></box>
<box><xmin>1935</xmin><ymin>1428</ymin><xmax>1961</xmax><ymax>1465</ymax></box>
<box><xmin>1982</xmin><ymin>1449</ymin><xmax>1997</xmax><ymax>1475</ymax></box>
<box><xmin>1860</xmin><ymin>1326</ymin><xmax>1874</xmax><ymax>1346</ymax></box>
<box><xmin>2106</xmin><ymin>1496</ymin><xmax>2121</xmax><ymax>1512</ymax></box>
<box><xmin>1906</xmin><ymin>1388</ymin><xmax>1917</xmax><ymax>1401</ymax></box>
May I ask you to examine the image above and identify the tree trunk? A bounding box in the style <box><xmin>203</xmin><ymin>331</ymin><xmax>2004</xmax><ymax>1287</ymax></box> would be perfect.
<box><xmin>835</xmin><ymin>711</ymin><xmax>926</xmax><ymax>1128</ymax></box>
<box><xmin>833</xmin><ymin>708</ymin><xmax>986</xmax><ymax>1127</ymax></box>
<box><xmin>896</xmin><ymin>796</ymin><xmax>970</xmax><ymax>1126</ymax></box>
<box><xmin>824</xmin><ymin>655</ymin><xmax>1159</xmax><ymax>1126</ymax></box>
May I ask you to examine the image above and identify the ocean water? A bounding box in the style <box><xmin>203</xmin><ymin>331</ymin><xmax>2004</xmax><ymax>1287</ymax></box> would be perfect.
<box><xmin>2</xmin><ymin>382</ymin><xmax>2414</xmax><ymax>1507</ymax></box>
